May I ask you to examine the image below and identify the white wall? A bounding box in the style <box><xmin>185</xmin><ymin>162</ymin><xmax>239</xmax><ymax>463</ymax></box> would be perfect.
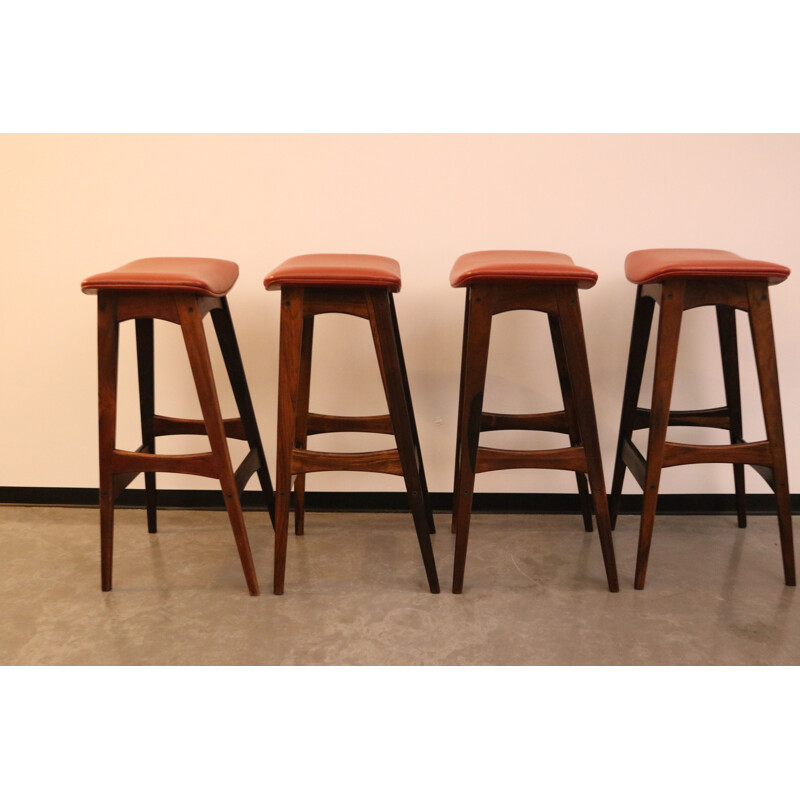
<box><xmin>1</xmin><ymin>133</ymin><xmax>798</xmax><ymax>495</ymax></box>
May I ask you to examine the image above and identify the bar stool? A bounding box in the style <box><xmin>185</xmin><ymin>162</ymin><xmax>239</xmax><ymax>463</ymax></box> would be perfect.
<box><xmin>82</xmin><ymin>257</ymin><xmax>275</xmax><ymax>596</ymax></box>
<box><xmin>264</xmin><ymin>253</ymin><xmax>439</xmax><ymax>595</ymax></box>
<box><xmin>609</xmin><ymin>248</ymin><xmax>796</xmax><ymax>589</ymax></box>
<box><xmin>451</xmin><ymin>250</ymin><xmax>619</xmax><ymax>594</ymax></box>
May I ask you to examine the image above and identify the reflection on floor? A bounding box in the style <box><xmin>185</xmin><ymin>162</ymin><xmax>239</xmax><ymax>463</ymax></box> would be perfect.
<box><xmin>1</xmin><ymin>506</ymin><xmax>797</xmax><ymax>665</ymax></box>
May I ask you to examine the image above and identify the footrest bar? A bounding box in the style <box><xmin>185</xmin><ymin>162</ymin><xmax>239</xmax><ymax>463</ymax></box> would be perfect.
<box><xmin>632</xmin><ymin>406</ymin><xmax>732</xmax><ymax>431</ymax></box>
<box><xmin>661</xmin><ymin>440</ymin><xmax>771</xmax><ymax>468</ymax></box>
<box><xmin>112</xmin><ymin>449</ymin><xmax>218</xmax><ymax>479</ymax></box>
<box><xmin>475</xmin><ymin>445</ymin><xmax>587</xmax><ymax>474</ymax></box>
<box><xmin>152</xmin><ymin>414</ymin><xmax>247</xmax><ymax>440</ymax></box>
<box><xmin>306</xmin><ymin>413</ymin><xmax>394</xmax><ymax>435</ymax></box>
<box><xmin>291</xmin><ymin>448</ymin><xmax>403</xmax><ymax>475</ymax></box>
<box><xmin>481</xmin><ymin>411</ymin><xmax>569</xmax><ymax>434</ymax></box>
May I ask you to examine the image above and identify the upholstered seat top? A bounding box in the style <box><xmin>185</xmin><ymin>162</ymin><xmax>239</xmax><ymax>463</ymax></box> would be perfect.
<box><xmin>81</xmin><ymin>257</ymin><xmax>239</xmax><ymax>296</ymax></box>
<box><xmin>264</xmin><ymin>254</ymin><xmax>402</xmax><ymax>291</ymax></box>
<box><xmin>625</xmin><ymin>249</ymin><xmax>790</xmax><ymax>285</ymax></box>
<box><xmin>450</xmin><ymin>250</ymin><xmax>598</xmax><ymax>289</ymax></box>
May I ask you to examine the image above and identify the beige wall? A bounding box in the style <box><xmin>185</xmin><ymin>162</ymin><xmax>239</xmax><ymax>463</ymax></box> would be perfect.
<box><xmin>2</xmin><ymin>133</ymin><xmax>798</xmax><ymax>495</ymax></box>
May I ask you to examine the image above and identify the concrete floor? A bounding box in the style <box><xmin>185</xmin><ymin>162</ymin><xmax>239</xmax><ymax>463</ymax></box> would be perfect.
<box><xmin>0</xmin><ymin>506</ymin><xmax>797</xmax><ymax>665</ymax></box>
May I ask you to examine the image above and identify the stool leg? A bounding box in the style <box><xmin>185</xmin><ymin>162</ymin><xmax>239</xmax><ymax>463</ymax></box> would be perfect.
<box><xmin>610</xmin><ymin>286</ymin><xmax>656</xmax><ymax>528</ymax></box>
<box><xmin>274</xmin><ymin>287</ymin><xmax>304</xmax><ymax>594</ymax></box>
<box><xmin>452</xmin><ymin>292</ymin><xmax>471</xmax><ymax>533</ymax></box>
<box><xmin>368</xmin><ymin>298</ymin><xmax>436</xmax><ymax>535</ymax></box>
<box><xmin>293</xmin><ymin>316</ymin><xmax>314</xmax><ymax>536</ymax></box>
<box><xmin>389</xmin><ymin>295</ymin><xmax>435</xmax><ymax>534</ymax></box>
<box><xmin>635</xmin><ymin>283</ymin><xmax>685</xmax><ymax>589</ymax></box>
<box><xmin>746</xmin><ymin>284</ymin><xmax>796</xmax><ymax>586</ymax></box>
<box><xmin>135</xmin><ymin>318</ymin><xmax>158</xmax><ymax>533</ymax></box>
<box><xmin>452</xmin><ymin>288</ymin><xmax>492</xmax><ymax>593</ymax></box>
<box><xmin>98</xmin><ymin>295</ymin><xmax>119</xmax><ymax>591</ymax></box>
<box><xmin>210</xmin><ymin>297</ymin><xmax>276</xmax><ymax>527</ymax></box>
<box><xmin>716</xmin><ymin>305</ymin><xmax>747</xmax><ymax>528</ymax></box>
<box><xmin>177</xmin><ymin>296</ymin><xmax>259</xmax><ymax>596</ymax></box>
<box><xmin>549</xmin><ymin>313</ymin><xmax>594</xmax><ymax>533</ymax></box>
<box><xmin>555</xmin><ymin>288</ymin><xmax>619</xmax><ymax>592</ymax></box>
<box><xmin>368</xmin><ymin>290</ymin><xmax>439</xmax><ymax>593</ymax></box>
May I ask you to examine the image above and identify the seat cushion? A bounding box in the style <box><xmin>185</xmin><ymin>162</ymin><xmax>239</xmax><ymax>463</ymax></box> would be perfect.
<box><xmin>450</xmin><ymin>250</ymin><xmax>598</xmax><ymax>289</ymax></box>
<box><xmin>625</xmin><ymin>249</ymin><xmax>790</xmax><ymax>285</ymax></box>
<box><xmin>264</xmin><ymin>254</ymin><xmax>401</xmax><ymax>291</ymax></box>
<box><xmin>81</xmin><ymin>257</ymin><xmax>239</xmax><ymax>296</ymax></box>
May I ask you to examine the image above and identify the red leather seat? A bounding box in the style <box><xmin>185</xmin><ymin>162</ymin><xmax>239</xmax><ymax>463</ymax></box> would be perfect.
<box><xmin>625</xmin><ymin>249</ymin><xmax>790</xmax><ymax>285</ymax></box>
<box><xmin>81</xmin><ymin>257</ymin><xmax>239</xmax><ymax>297</ymax></box>
<box><xmin>264</xmin><ymin>254</ymin><xmax>402</xmax><ymax>291</ymax></box>
<box><xmin>450</xmin><ymin>250</ymin><xmax>598</xmax><ymax>290</ymax></box>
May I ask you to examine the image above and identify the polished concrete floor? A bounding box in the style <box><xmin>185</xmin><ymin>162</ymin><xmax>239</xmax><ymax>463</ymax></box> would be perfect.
<box><xmin>0</xmin><ymin>505</ymin><xmax>797</xmax><ymax>665</ymax></box>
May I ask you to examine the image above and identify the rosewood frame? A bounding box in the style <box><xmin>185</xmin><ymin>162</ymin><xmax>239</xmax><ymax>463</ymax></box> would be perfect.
<box><xmin>272</xmin><ymin>285</ymin><xmax>439</xmax><ymax>595</ymax></box>
<box><xmin>97</xmin><ymin>291</ymin><xmax>275</xmax><ymax>596</ymax></box>
<box><xmin>451</xmin><ymin>281</ymin><xmax>619</xmax><ymax>594</ymax></box>
<box><xmin>609</xmin><ymin>278</ymin><xmax>796</xmax><ymax>589</ymax></box>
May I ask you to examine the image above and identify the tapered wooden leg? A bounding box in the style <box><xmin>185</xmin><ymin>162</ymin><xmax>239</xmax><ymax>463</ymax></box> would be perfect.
<box><xmin>609</xmin><ymin>286</ymin><xmax>656</xmax><ymax>528</ymax></box>
<box><xmin>635</xmin><ymin>282</ymin><xmax>685</xmax><ymax>590</ymax></box>
<box><xmin>368</xmin><ymin>290</ymin><xmax>439</xmax><ymax>593</ymax></box>
<box><xmin>549</xmin><ymin>312</ymin><xmax>594</xmax><ymax>533</ymax></box>
<box><xmin>274</xmin><ymin>287</ymin><xmax>304</xmax><ymax>594</ymax></box>
<box><xmin>555</xmin><ymin>288</ymin><xmax>619</xmax><ymax>592</ymax></box>
<box><xmin>452</xmin><ymin>287</ymin><xmax>492</xmax><ymax>593</ymax></box>
<box><xmin>366</xmin><ymin>297</ymin><xmax>434</xmax><ymax>534</ymax></box>
<box><xmin>135</xmin><ymin>317</ymin><xmax>157</xmax><ymax>533</ymax></box>
<box><xmin>716</xmin><ymin>305</ymin><xmax>747</xmax><ymax>528</ymax></box>
<box><xmin>177</xmin><ymin>296</ymin><xmax>259</xmax><ymax>596</ymax></box>
<box><xmin>98</xmin><ymin>294</ymin><xmax>119</xmax><ymax>591</ymax></box>
<box><xmin>211</xmin><ymin>297</ymin><xmax>276</xmax><ymax>527</ymax></box>
<box><xmin>452</xmin><ymin>291</ymin><xmax>471</xmax><ymax>533</ymax></box>
<box><xmin>389</xmin><ymin>295</ymin><xmax>435</xmax><ymax>534</ymax></box>
<box><xmin>746</xmin><ymin>283</ymin><xmax>795</xmax><ymax>586</ymax></box>
<box><xmin>292</xmin><ymin>316</ymin><xmax>314</xmax><ymax>536</ymax></box>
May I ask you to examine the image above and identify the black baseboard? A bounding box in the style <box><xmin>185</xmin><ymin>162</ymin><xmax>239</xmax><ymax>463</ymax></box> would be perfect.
<box><xmin>1</xmin><ymin>487</ymin><xmax>798</xmax><ymax>515</ymax></box>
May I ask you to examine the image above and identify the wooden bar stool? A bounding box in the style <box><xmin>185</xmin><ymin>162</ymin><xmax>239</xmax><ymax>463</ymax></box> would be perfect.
<box><xmin>82</xmin><ymin>257</ymin><xmax>275</xmax><ymax>596</ymax></box>
<box><xmin>264</xmin><ymin>254</ymin><xmax>439</xmax><ymax>595</ymax></box>
<box><xmin>451</xmin><ymin>251</ymin><xmax>619</xmax><ymax>594</ymax></box>
<box><xmin>609</xmin><ymin>248</ymin><xmax>796</xmax><ymax>589</ymax></box>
